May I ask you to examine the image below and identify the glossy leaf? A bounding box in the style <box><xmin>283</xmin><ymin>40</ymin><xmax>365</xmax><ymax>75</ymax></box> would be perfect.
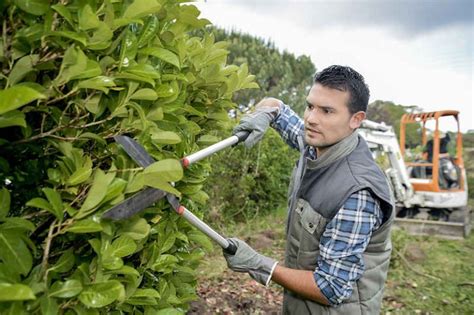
<box><xmin>79</xmin><ymin>280</ymin><xmax>124</xmax><ymax>308</ymax></box>
<box><xmin>0</xmin><ymin>86</ymin><xmax>46</xmax><ymax>115</ymax></box>
<box><xmin>26</xmin><ymin>197</ymin><xmax>53</xmax><ymax>213</ymax></box>
<box><xmin>0</xmin><ymin>217</ymin><xmax>35</xmax><ymax>231</ymax></box>
<box><xmin>140</xmin><ymin>47</ymin><xmax>180</xmax><ymax>68</ymax></box>
<box><xmin>49</xmin><ymin>279</ymin><xmax>83</xmax><ymax>298</ymax></box>
<box><xmin>48</xmin><ymin>31</ymin><xmax>87</xmax><ymax>46</ymax></box>
<box><xmin>0</xmin><ymin>231</ymin><xmax>32</xmax><ymax>276</ymax></box>
<box><xmin>77</xmin><ymin>76</ymin><xmax>116</xmax><ymax>93</ymax></box>
<box><xmin>106</xmin><ymin>235</ymin><xmax>137</xmax><ymax>257</ymax></box>
<box><xmin>78</xmin><ymin>5</ymin><xmax>100</xmax><ymax>30</ymax></box>
<box><xmin>0</xmin><ymin>283</ymin><xmax>36</xmax><ymax>301</ymax></box>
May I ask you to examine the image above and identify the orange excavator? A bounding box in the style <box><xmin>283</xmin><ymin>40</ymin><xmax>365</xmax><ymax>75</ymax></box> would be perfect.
<box><xmin>359</xmin><ymin>110</ymin><xmax>470</xmax><ymax>239</ymax></box>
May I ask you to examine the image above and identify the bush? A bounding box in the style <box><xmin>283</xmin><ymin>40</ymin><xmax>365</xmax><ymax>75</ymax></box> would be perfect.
<box><xmin>0</xmin><ymin>0</ymin><xmax>256</xmax><ymax>313</ymax></box>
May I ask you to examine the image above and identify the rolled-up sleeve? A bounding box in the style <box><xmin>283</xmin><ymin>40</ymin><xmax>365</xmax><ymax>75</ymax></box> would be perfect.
<box><xmin>271</xmin><ymin>102</ymin><xmax>304</xmax><ymax>150</ymax></box>
<box><xmin>314</xmin><ymin>190</ymin><xmax>383</xmax><ymax>306</ymax></box>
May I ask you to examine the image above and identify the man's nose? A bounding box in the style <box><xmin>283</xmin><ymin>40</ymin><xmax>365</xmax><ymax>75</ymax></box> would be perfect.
<box><xmin>305</xmin><ymin>109</ymin><xmax>319</xmax><ymax>125</ymax></box>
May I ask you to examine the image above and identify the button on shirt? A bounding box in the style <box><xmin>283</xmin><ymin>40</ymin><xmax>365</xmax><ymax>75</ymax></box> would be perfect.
<box><xmin>271</xmin><ymin>103</ymin><xmax>383</xmax><ymax>305</ymax></box>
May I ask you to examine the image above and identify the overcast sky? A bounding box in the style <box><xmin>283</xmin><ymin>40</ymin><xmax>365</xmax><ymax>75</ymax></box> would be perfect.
<box><xmin>195</xmin><ymin>0</ymin><xmax>473</xmax><ymax>132</ymax></box>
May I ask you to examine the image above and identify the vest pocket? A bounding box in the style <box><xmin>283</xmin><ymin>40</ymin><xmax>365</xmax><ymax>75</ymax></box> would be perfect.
<box><xmin>297</xmin><ymin>199</ymin><xmax>326</xmax><ymax>253</ymax></box>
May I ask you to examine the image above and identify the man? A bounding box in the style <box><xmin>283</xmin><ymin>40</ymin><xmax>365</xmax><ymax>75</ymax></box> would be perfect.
<box><xmin>223</xmin><ymin>65</ymin><xmax>394</xmax><ymax>314</ymax></box>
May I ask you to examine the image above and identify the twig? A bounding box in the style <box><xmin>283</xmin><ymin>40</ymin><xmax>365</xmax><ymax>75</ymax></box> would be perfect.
<box><xmin>394</xmin><ymin>248</ymin><xmax>441</xmax><ymax>281</ymax></box>
<box><xmin>42</xmin><ymin>219</ymin><xmax>58</xmax><ymax>282</ymax></box>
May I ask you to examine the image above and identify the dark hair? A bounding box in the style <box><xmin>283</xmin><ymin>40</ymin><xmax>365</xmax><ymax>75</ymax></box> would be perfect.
<box><xmin>313</xmin><ymin>65</ymin><xmax>370</xmax><ymax>114</ymax></box>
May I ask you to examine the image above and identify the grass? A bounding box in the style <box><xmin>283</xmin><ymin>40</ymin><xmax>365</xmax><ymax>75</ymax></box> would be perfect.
<box><xmin>197</xmin><ymin>205</ymin><xmax>474</xmax><ymax>314</ymax></box>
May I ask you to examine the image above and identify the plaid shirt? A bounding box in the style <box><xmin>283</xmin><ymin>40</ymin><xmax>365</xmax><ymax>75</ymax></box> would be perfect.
<box><xmin>271</xmin><ymin>103</ymin><xmax>383</xmax><ymax>306</ymax></box>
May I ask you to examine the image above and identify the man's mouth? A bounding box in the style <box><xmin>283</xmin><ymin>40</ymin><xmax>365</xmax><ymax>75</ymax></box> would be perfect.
<box><xmin>305</xmin><ymin>128</ymin><xmax>321</xmax><ymax>135</ymax></box>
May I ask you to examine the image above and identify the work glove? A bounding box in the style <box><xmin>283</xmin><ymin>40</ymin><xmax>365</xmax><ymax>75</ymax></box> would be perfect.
<box><xmin>233</xmin><ymin>106</ymin><xmax>280</xmax><ymax>148</ymax></box>
<box><xmin>223</xmin><ymin>238</ymin><xmax>278</xmax><ymax>287</ymax></box>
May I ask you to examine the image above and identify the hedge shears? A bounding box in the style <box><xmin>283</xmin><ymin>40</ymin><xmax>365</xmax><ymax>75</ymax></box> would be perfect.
<box><xmin>102</xmin><ymin>132</ymin><xmax>249</xmax><ymax>254</ymax></box>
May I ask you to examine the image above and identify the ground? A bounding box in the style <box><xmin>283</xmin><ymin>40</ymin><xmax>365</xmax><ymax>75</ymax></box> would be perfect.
<box><xmin>186</xmin><ymin>210</ymin><xmax>474</xmax><ymax>314</ymax></box>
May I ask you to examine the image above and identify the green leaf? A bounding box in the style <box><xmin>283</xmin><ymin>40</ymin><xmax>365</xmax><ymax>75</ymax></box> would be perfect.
<box><xmin>40</xmin><ymin>295</ymin><xmax>59</xmax><ymax>315</ymax></box>
<box><xmin>102</xmin><ymin>256</ymin><xmax>123</xmax><ymax>270</ymax></box>
<box><xmin>106</xmin><ymin>265</ymin><xmax>140</xmax><ymax>277</ymax></box>
<box><xmin>51</xmin><ymin>4</ymin><xmax>74</xmax><ymax>27</ymax></box>
<box><xmin>0</xmin><ymin>231</ymin><xmax>32</xmax><ymax>276</ymax></box>
<box><xmin>126</xmin><ymin>64</ymin><xmax>160</xmax><ymax>79</ymax></box>
<box><xmin>106</xmin><ymin>235</ymin><xmax>137</xmax><ymax>257</ymax></box>
<box><xmin>87</xmin><ymin>23</ymin><xmax>114</xmax><ymax>50</ymax></box>
<box><xmin>119</xmin><ymin>218</ymin><xmax>150</xmax><ymax>240</ymax></box>
<box><xmin>197</xmin><ymin>135</ymin><xmax>220</xmax><ymax>145</ymax></box>
<box><xmin>0</xmin><ymin>283</ymin><xmax>35</xmax><ymax>301</ymax></box>
<box><xmin>13</xmin><ymin>0</ymin><xmax>49</xmax><ymax>15</ymax></box>
<box><xmin>155</xmin><ymin>308</ymin><xmax>184</xmax><ymax>315</ymax></box>
<box><xmin>140</xmin><ymin>47</ymin><xmax>180</xmax><ymax>68</ymax></box>
<box><xmin>8</xmin><ymin>55</ymin><xmax>38</xmax><ymax>86</ymax></box>
<box><xmin>67</xmin><ymin>157</ymin><xmax>93</xmax><ymax>186</ymax></box>
<box><xmin>114</xmin><ymin>72</ymin><xmax>155</xmax><ymax>87</ymax></box>
<box><xmin>188</xmin><ymin>230</ymin><xmax>213</xmax><ymax>252</ymax></box>
<box><xmin>73</xmin><ymin>59</ymin><xmax>102</xmax><ymax>80</ymax></box>
<box><xmin>0</xmin><ymin>217</ymin><xmax>35</xmax><ymax>231</ymax></box>
<box><xmin>123</xmin><ymin>0</ymin><xmax>162</xmax><ymax>19</ymax></box>
<box><xmin>144</xmin><ymin>159</ymin><xmax>183</xmax><ymax>182</ymax></box>
<box><xmin>77</xmin><ymin>76</ymin><xmax>116</xmax><ymax>93</ymax></box>
<box><xmin>42</xmin><ymin>188</ymin><xmax>63</xmax><ymax>220</ymax></box>
<box><xmin>130</xmin><ymin>88</ymin><xmax>158</xmax><ymax>101</ymax></box>
<box><xmin>79</xmin><ymin>280</ymin><xmax>124</xmax><ymax>308</ymax></box>
<box><xmin>132</xmin><ymin>288</ymin><xmax>160</xmax><ymax>299</ymax></box>
<box><xmin>26</xmin><ymin>197</ymin><xmax>53</xmax><ymax>213</ymax></box>
<box><xmin>143</xmin><ymin>177</ymin><xmax>181</xmax><ymax>197</ymax></box>
<box><xmin>0</xmin><ymin>187</ymin><xmax>10</xmax><ymax>218</ymax></box>
<box><xmin>49</xmin><ymin>249</ymin><xmax>74</xmax><ymax>273</ymax></box>
<box><xmin>49</xmin><ymin>280</ymin><xmax>83</xmax><ymax>298</ymax></box>
<box><xmin>67</xmin><ymin>218</ymin><xmax>103</xmax><ymax>233</ymax></box>
<box><xmin>151</xmin><ymin>131</ymin><xmax>181</xmax><ymax>145</ymax></box>
<box><xmin>48</xmin><ymin>31</ymin><xmax>87</xmax><ymax>46</ymax></box>
<box><xmin>78</xmin><ymin>4</ymin><xmax>100</xmax><ymax>30</ymax></box>
<box><xmin>160</xmin><ymin>234</ymin><xmax>176</xmax><ymax>254</ymax></box>
<box><xmin>76</xmin><ymin>170</ymin><xmax>115</xmax><ymax>218</ymax></box>
<box><xmin>0</xmin><ymin>86</ymin><xmax>46</xmax><ymax>115</ymax></box>
<box><xmin>0</xmin><ymin>110</ymin><xmax>26</xmax><ymax>128</ymax></box>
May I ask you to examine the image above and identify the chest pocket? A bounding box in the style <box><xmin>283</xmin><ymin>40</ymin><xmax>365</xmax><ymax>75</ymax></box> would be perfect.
<box><xmin>294</xmin><ymin>198</ymin><xmax>327</xmax><ymax>253</ymax></box>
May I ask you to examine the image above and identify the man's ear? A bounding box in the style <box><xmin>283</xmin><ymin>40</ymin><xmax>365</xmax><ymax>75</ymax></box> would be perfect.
<box><xmin>350</xmin><ymin>111</ymin><xmax>366</xmax><ymax>129</ymax></box>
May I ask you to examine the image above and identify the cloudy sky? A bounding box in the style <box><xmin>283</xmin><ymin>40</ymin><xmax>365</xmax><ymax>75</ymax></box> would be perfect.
<box><xmin>195</xmin><ymin>0</ymin><xmax>473</xmax><ymax>132</ymax></box>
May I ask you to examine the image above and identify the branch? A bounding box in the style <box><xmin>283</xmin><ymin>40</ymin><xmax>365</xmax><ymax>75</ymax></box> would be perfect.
<box><xmin>42</xmin><ymin>219</ymin><xmax>58</xmax><ymax>282</ymax></box>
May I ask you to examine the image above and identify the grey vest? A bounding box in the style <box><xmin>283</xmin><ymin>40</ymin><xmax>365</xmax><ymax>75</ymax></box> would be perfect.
<box><xmin>283</xmin><ymin>135</ymin><xmax>394</xmax><ymax>315</ymax></box>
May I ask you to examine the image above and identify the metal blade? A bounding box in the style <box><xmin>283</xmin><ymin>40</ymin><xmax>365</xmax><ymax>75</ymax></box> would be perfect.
<box><xmin>102</xmin><ymin>187</ymin><xmax>166</xmax><ymax>220</ymax></box>
<box><xmin>114</xmin><ymin>135</ymin><xmax>155</xmax><ymax>168</ymax></box>
<box><xmin>166</xmin><ymin>193</ymin><xmax>181</xmax><ymax>212</ymax></box>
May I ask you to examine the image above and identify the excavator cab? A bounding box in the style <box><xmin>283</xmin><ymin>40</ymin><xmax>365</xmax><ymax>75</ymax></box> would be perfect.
<box><xmin>400</xmin><ymin>110</ymin><xmax>466</xmax><ymax>194</ymax></box>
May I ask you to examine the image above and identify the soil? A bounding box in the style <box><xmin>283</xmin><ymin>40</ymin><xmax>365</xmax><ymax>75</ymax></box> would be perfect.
<box><xmin>187</xmin><ymin>229</ymin><xmax>286</xmax><ymax>314</ymax></box>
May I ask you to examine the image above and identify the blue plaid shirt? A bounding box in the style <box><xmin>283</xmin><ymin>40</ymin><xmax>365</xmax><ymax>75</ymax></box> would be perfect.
<box><xmin>272</xmin><ymin>103</ymin><xmax>383</xmax><ymax>306</ymax></box>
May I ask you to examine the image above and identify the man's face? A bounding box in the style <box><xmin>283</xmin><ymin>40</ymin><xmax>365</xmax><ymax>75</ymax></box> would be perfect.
<box><xmin>303</xmin><ymin>83</ymin><xmax>365</xmax><ymax>154</ymax></box>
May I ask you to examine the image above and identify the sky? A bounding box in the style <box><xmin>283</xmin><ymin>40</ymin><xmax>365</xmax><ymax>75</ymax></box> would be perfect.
<box><xmin>194</xmin><ymin>0</ymin><xmax>473</xmax><ymax>132</ymax></box>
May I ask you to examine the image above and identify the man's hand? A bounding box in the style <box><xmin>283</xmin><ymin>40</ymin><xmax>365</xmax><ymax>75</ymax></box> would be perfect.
<box><xmin>233</xmin><ymin>101</ymin><xmax>280</xmax><ymax>148</ymax></box>
<box><xmin>223</xmin><ymin>238</ymin><xmax>278</xmax><ymax>286</ymax></box>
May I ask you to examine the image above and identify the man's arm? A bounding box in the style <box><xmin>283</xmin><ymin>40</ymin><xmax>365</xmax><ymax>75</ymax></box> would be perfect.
<box><xmin>271</xmin><ymin>265</ymin><xmax>330</xmax><ymax>305</ymax></box>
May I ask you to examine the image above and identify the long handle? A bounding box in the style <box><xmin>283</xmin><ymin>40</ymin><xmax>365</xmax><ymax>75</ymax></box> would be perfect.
<box><xmin>181</xmin><ymin>131</ymin><xmax>249</xmax><ymax>168</ymax></box>
<box><xmin>173</xmin><ymin>204</ymin><xmax>237</xmax><ymax>254</ymax></box>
